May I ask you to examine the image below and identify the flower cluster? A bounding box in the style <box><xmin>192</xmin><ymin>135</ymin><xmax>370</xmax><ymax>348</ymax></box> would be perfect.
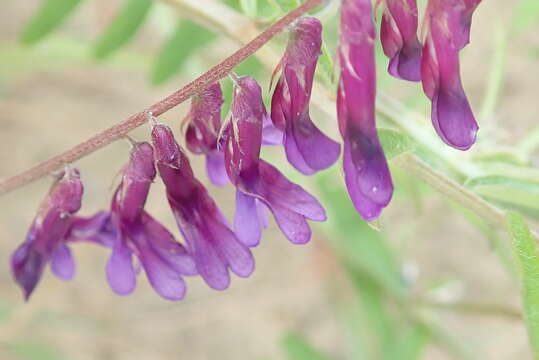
<box><xmin>11</xmin><ymin>0</ymin><xmax>483</xmax><ymax>300</ymax></box>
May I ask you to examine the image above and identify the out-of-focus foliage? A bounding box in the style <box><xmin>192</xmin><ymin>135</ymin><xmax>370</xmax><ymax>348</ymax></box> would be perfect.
<box><xmin>94</xmin><ymin>0</ymin><xmax>153</xmax><ymax>59</ymax></box>
<box><xmin>507</xmin><ymin>213</ymin><xmax>539</xmax><ymax>357</ymax></box>
<box><xmin>281</xmin><ymin>333</ymin><xmax>330</xmax><ymax>360</ymax></box>
<box><xmin>151</xmin><ymin>20</ymin><xmax>216</xmax><ymax>84</ymax></box>
<box><xmin>20</xmin><ymin>0</ymin><xmax>82</xmax><ymax>44</ymax></box>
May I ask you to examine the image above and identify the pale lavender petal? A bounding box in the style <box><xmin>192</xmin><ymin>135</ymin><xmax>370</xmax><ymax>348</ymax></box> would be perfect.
<box><xmin>271</xmin><ymin>204</ymin><xmax>311</xmax><ymax>245</ymax></box>
<box><xmin>50</xmin><ymin>243</ymin><xmax>75</xmax><ymax>280</ymax></box>
<box><xmin>210</xmin><ymin>219</ymin><xmax>255</xmax><ymax>278</ymax></box>
<box><xmin>234</xmin><ymin>190</ymin><xmax>262</xmax><ymax>247</ymax></box>
<box><xmin>106</xmin><ymin>244</ymin><xmax>136</xmax><ymax>296</ymax></box>
<box><xmin>255</xmin><ymin>199</ymin><xmax>269</xmax><ymax>229</ymax></box>
<box><xmin>206</xmin><ymin>153</ymin><xmax>229</xmax><ymax>187</ymax></box>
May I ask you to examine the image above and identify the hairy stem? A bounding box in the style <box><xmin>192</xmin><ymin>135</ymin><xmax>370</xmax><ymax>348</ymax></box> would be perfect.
<box><xmin>0</xmin><ymin>0</ymin><xmax>322</xmax><ymax>195</ymax></box>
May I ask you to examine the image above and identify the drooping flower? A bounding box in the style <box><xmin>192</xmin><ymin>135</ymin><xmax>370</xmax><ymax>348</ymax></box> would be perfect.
<box><xmin>379</xmin><ymin>0</ymin><xmax>422</xmax><ymax>81</ymax></box>
<box><xmin>66</xmin><ymin>211</ymin><xmax>116</xmax><ymax>247</ymax></box>
<box><xmin>106</xmin><ymin>141</ymin><xmax>196</xmax><ymax>300</ymax></box>
<box><xmin>421</xmin><ymin>0</ymin><xmax>481</xmax><ymax>150</ymax></box>
<box><xmin>152</xmin><ymin>123</ymin><xmax>254</xmax><ymax>291</ymax></box>
<box><xmin>226</xmin><ymin>76</ymin><xmax>326</xmax><ymax>246</ymax></box>
<box><xmin>185</xmin><ymin>83</ymin><xmax>229</xmax><ymax>186</ymax></box>
<box><xmin>271</xmin><ymin>17</ymin><xmax>340</xmax><ymax>175</ymax></box>
<box><xmin>11</xmin><ymin>167</ymin><xmax>83</xmax><ymax>300</ymax></box>
<box><xmin>338</xmin><ymin>0</ymin><xmax>394</xmax><ymax>221</ymax></box>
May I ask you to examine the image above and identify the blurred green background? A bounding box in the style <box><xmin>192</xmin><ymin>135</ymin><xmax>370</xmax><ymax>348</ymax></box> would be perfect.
<box><xmin>1</xmin><ymin>0</ymin><xmax>539</xmax><ymax>359</ymax></box>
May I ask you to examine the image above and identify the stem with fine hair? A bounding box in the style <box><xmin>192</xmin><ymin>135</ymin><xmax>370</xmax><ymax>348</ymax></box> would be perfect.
<box><xmin>0</xmin><ymin>0</ymin><xmax>322</xmax><ymax>195</ymax></box>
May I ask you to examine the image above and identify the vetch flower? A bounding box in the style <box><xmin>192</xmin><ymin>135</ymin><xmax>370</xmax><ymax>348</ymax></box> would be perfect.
<box><xmin>226</xmin><ymin>76</ymin><xmax>326</xmax><ymax>246</ymax></box>
<box><xmin>107</xmin><ymin>141</ymin><xmax>196</xmax><ymax>300</ymax></box>
<box><xmin>271</xmin><ymin>17</ymin><xmax>340</xmax><ymax>175</ymax></box>
<box><xmin>11</xmin><ymin>167</ymin><xmax>83</xmax><ymax>300</ymax></box>
<box><xmin>185</xmin><ymin>83</ymin><xmax>229</xmax><ymax>186</ymax></box>
<box><xmin>338</xmin><ymin>0</ymin><xmax>394</xmax><ymax>221</ymax></box>
<box><xmin>152</xmin><ymin>123</ymin><xmax>254</xmax><ymax>291</ymax></box>
<box><xmin>66</xmin><ymin>211</ymin><xmax>117</xmax><ymax>247</ymax></box>
<box><xmin>421</xmin><ymin>0</ymin><xmax>481</xmax><ymax>150</ymax></box>
<box><xmin>380</xmin><ymin>0</ymin><xmax>422</xmax><ymax>81</ymax></box>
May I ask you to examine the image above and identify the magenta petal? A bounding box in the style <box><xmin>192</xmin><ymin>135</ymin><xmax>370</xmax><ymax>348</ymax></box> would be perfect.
<box><xmin>206</xmin><ymin>153</ymin><xmax>229</xmax><ymax>187</ymax></box>
<box><xmin>189</xmin><ymin>227</ymin><xmax>230</xmax><ymax>290</ymax></box>
<box><xmin>106</xmin><ymin>243</ymin><xmax>136</xmax><ymax>296</ymax></box>
<box><xmin>234</xmin><ymin>190</ymin><xmax>262</xmax><ymax>247</ymax></box>
<box><xmin>380</xmin><ymin>0</ymin><xmax>421</xmax><ymax>81</ymax></box>
<box><xmin>262</xmin><ymin>114</ymin><xmax>284</xmax><ymax>145</ymax></box>
<box><xmin>50</xmin><ymin>243</ymin><xmax>75</xmax><ymax>280</ymax></box>
<box><xmin>67</xmin><ymin>211</ymin><xmax>116</xmax><ymax>247</ymax></box>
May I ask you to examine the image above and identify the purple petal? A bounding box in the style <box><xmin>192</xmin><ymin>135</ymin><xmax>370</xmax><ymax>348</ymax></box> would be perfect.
<box><xmin>255</xmin><ymin>199</ymin><xmax>269</xmax><ymax>229</ymax></box>
<box><xmin>262</xmin><ymin>114</ymin><xmax>284</xmax><ymax>145</ymax></box>
<box><xmin>11</xmin><ymin>243</ymin><xmax>45</xmax><ymax>300</ymax></box>
<box><xmin>271</xmin><ymin>204</ymin><xmax>311</xmax><ymax>245</ymax></box>
<box><xmin>343</xmin><ymin>138</ymin><xmax>393</xmax><ymax>221</ymax></box>
<box><xmin>140</xmin><ymin>212</ymin><xmax>197</xmax><ymax>276</ymax></box>
<box><xmin>67</xmin><ymin>211</ymin><xmax>116</xmax><ymax>247</ymax></box>
<box><xmin>209</xmin><ymin>218</ymin><xmax>255</xmax><ymax>278</ymax></box>
<box><xmin>129</xmin><ymin>223</ymin><xmax>187</xmax><ymax>301</ymax></box>
<box><xmin>106</xmin><ymin>242</ymin><xmax>136</xmax><ymax>296</ymax></box>
<box><xmin>284</xmin><ymin>112</ymin><xmax>341</xmax><ymax>175</ymax></box>
<box><xmin>258</xmin><ymin>161</ymin><xmax>326</xmax><ymax>222</ymax></box>
<box><xmin>50</xmin><ymin>243</ymin><xmax>75</xmax><ymax>280</ymax></box>
<box><xmin>206</xmin><ymin>153</ymin><xmax>229</xmax><ymax>187</ymax></box>
<box><xmin>234</xmin><ymin>189</ymin><xmax>262</xmax><ymax>247</ymax></box>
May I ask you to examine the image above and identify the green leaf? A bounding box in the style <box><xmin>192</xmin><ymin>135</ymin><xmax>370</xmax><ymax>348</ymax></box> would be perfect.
<box><xmin>20</xmin><ymin>0</ymin><xmax>83</xmax><ymax>44</ymax></box>
<box><xmin>513</xmin><ymin>0</ymin><xmax>539</xmax><ymax>36</ymax></box>
<box><xmin>465</xmin><ymin>175</ymin><xmax>539</xmax><ymax>211</ymax></box>
<box><xmin>507</xmin><ymin>212</ymin><xmax>539</xmax><ymax>358</ymax></box>
<box><xmin>94</xmin><ymin>0</ymin><xmax>152</xmax><ymax>59</ymax></box>
<box><xmin>281</xmin><ymin>333</ymin><xmax>329</xmax><ymax>360</ymax></box>
<box><xmin>378</xmin><ymin>129</ymin><xmax>415</xmax><ymax>160</ymax></box>
<box><xmin>151</xmin><ymin>20</ymin><xmax>216</xmax><ymax>85</ymax></box>
<box><xmin>239</xmin><ymin>0</ymin><xmax>258</xmax><ymax>17</ymax></box>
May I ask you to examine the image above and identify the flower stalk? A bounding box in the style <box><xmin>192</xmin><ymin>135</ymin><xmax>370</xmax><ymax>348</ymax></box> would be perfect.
<box><xmin>0</xmin><ymin>0</ymin><xmax>323</xmax><ymax>196</ymax></box>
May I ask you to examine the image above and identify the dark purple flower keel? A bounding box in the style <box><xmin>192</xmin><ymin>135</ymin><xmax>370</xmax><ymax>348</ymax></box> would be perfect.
<box><xmin>271</xmin><ymin>17</ymin><xmax>340</xmax><ymax>175</ymax></box>
<box><xmin>226</xmin><ymin>76</ymin><xmax>326</xmax><ymax>246</ymax></box>
<box><xmin>11</xmin><ymin>167</ymin><xmax>83</xmax><ymax>300</ymax></box>
<box><xmin>338</xmin><ymin>0</ymin><xmax>394</xmax><ymax>221</ymax></box>
<box><xmin>152</xmin><ymin>123</ymin><xmax>254</xmax><ymax>291</ymax></box>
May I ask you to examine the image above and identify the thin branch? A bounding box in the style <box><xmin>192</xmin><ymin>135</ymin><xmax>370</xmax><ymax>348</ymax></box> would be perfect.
<box><xmin>0</xmin><ymin>0</ymin><xmax>322</xmax><ymax>195</ymax></box>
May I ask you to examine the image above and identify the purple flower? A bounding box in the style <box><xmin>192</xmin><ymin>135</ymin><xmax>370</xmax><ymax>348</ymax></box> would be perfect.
<box><xmin>185</xmin><ymin>83</ymin><xmax>229</xmax><ymax>186</ymax></box>
<box><xmin>270</xmin><ymin>17</ymin><xmax>340</xmax><ymax>175</ymax></box>
<box><xmin>225</xmin><ymin>76</ymin><xmax>326</xmax><ymax>246</ymax></box>
<box><xmin>152</xmin><ymin>123</ymin><xmax>254</xmax><ymax>291</ymax></box>
<box><xmin>11</xmin><ymin>167</ymin><xmax>83</xmax><ymax>300</ymax></box>
<box><xmin>421</xmin><ymin>0</ymin><xmax>481</xmax><ymax>150</ymax></box>
<box><xmin>66</xmin><ymin>211</ymin><xmax>117</xmax><ymax>247</ymax></box>
<box><xmin>338</xmin><ymin>0</ymin><xmax>394</xmax><ymax>221</ymax></box>
<box><xmin>106</xmin><ymin>142</ymin><xmax>196</xmax><ymax>300</ymax></box>
<box><xmin>380</xmin><ymin>0</ymin><xmax>422</xmax><ymax>81</ymax></box>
